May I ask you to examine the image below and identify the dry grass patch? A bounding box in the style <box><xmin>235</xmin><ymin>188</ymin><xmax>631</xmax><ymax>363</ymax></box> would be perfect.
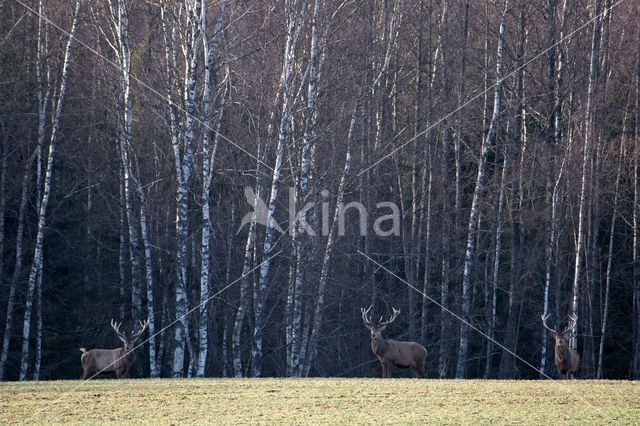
<box><xmin>0</xmin><ymin>378</ymin><xmax>638</xmax><ymax>424</ymax></box>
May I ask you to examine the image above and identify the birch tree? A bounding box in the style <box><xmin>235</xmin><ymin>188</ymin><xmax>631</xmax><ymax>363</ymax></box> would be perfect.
<box><xmin>570</xmin><ymin>0</ymin><xmax>602</xmax><ymax>349</ymax></box>
<box><xmin>196</xmin><ymin>0</ymin><xmax>227</xmax><ymax>377</ymax></box>
<box><xmin>456</xmin><ymin>0</ymin><xmax>509</xmax><ymax>379</ymax></box>
<box><xmin>0</xmin><ymin>0</ymin><xmax>51</xmax><ymax>380</ymax></box>
<box><xmin>19</xmin><ymin>0</ymin><xmax>81</xmax><ymax>381</ymax></box>
<box><xmin>251</xmin><ymin>0</ymin><xmax>309</xmax><ymax>377</ymax></box>
<box><xmin>304</xmin><ymin>2</ymin><xmax>399</xmax><ymax>376</ymax></box>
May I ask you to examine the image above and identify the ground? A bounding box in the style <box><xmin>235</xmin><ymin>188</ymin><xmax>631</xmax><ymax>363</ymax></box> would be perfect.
<box><xmin>0</xmin><ymin>378</ymin><xmax>638</xmax><ymax>424</ymax></box>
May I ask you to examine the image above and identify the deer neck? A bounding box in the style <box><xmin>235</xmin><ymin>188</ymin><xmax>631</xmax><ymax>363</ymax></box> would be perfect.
<box><xmin>555</xmin><ymin>342</ymin><xmax>569</xmax><ymax>363</ymax></box>
<box><xmin>372</xmin><ymin>337</ymin><xmax>389</xmax><ymax>357</ymax></box>
<box><xmin>120</xmin><ymin>346</ymin><xmax>135</xmax><ymax>360</ymax></box>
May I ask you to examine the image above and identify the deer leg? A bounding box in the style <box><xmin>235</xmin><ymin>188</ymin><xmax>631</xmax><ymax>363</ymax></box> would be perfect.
<box><xmin>385</xmin><ymin>363</ymin><xmax>392</xmax><ymax>378</ymax></box>
<box><xmin>411</xmin><ymin>365</ymin><xmax>426</xmax><ymax>379</ymax></box>
<box><xmin>81</xmin><ymin>367</ymin><xmax>93</xmax><ymax>380</ymax></box>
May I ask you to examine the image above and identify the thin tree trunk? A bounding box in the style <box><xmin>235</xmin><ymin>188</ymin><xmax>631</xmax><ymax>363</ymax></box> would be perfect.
<box><xmin>19</xmin><ymin>0</ymin><xmax>81</xmax><ymax>380</ymax></box>
<box><xmin>540</xmin><ymin>0</ymin><xmax>568</xmax><ymax>377</ymax></box>
<box><xmin>165</xmin><ymin>0</ymin><xmax>202</xmax><ymax>378</ymax></box>
<box><xmin>498</xmin><ymin>6</ymin><xmax>527</xmax><ymax>379</ymax></box>
<box><xmin>1</xmin><ymin>155</ymin><xmax>33</xmax><ymax>380</ymax></box>
<box><xmin>196</xmin><ymin>0</ymin><xmax>227</xmax><ymax>378</ymax></box>
<box><xmin>437</xmin><ymin>0</ymin><xmax>451</xmax><ymax>379</ymax></box>
<box><xmin>484</xmin><ymin>153</ymin><xmax>507</xmax><ymax>379</ymax></box>
<box><xmin>252</xmin><ymin>0</ymin><xmax>309</xmax><ymax>377</ymax></box>
<box><xmin>632</xmin><ymin>41</ymin><xmax>640</xmax><ymax>380</ymax></box>
<box><xmin>570</xmin><ymin>0</ymin><xmax>601</xmax><ymax>350</ymax></box>
<box><xmin>597</xmin><ymin>104</ymin><xmax>626</xmax><ymax>378</ymax></box>
<box><xmin>304</xmin><ymin>6</ymin><xmax>399</xmax><ymax>373</ymax></box>
<box><xmin>32</xmin><ymin>272</ymin><xmax>43</xmax><ymax>380</ymax></box>
<box><xmin>456</xmin><ymin>0</ymin><xmax>508</xmax><ymax>379</ymax></box>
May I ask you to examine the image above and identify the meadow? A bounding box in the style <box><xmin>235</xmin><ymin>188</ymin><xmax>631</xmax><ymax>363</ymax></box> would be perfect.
<box><xmin>0</xmin><ymin>378</ymin><xmax>638</xmax><ymax>424</ymax></box>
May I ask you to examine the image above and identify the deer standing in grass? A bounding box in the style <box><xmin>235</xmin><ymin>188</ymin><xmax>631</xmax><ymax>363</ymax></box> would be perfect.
<box><xmin>80</xmin><ymin>319</ymin><xmax>149</xmax><ymax>379</ymax></box>
<box><xmin>541</xmin><ymin>314</ymin><xmax>580</xmax><ymax>379</ymax></box>
<box><xmin>361</xmin><ymin>306</ymin><xmax>427</xmax><ymax>378</ymax></box>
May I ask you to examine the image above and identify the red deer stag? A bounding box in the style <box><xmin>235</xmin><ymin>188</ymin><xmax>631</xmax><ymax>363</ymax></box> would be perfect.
<box><xmin>361</xmin><ymin>305</ymin><xmax>426</xmax><ymax>378</ymax></box>
<box><xmin>541</xmin><ymin>314</ymin><xmax>580</xmax><ymax>379</ymax></box>
<box><xmin>79</xmin><ymin>319</ymin><xmax>149</xmax><ymax>379</ymax></box>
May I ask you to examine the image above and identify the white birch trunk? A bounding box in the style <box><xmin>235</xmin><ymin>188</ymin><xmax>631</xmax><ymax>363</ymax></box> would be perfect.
<box><xmin>0</xmin><ymin>125</ymin><xmax>5</xmax><ymax>338</ymax></box>
<box><xmin>304</xmin><ymin>101</ymin><xmax>357</xmax><ymax>376</ymax></box>
<box><xmin>570</xmin><ymin>0</ymin><xmax>602</xmax><ymax>349</ymax></box>
<box><xmin>196</xmin><ymin>1</ymin><xmax>228</xmax><ymax>377</ymax></box>
<box><xmin>166</xmin><ymin>0</ymin><xmax>202</xmax><ymax>378</ymax></box>
<box><xmin>118</xmin><ymin>161</ymin><xmax>126</xmax><ymax>320</ymax></box>
<box><xmin>484</xmin><ymin>153</ymin><xmax>507</xmax><ymax>379</ymax></box>
<box><xmin>111</xmin><ymin>0</ymin><xmax>143</xmax><ymax>328</ymax></box>
<box><xmin>304</xmin><ymin>7</ymin><xmax>398</xmax><ymax>373</ymax></box>
<box><xmin>19</xmin><ymin>0</ymin><xmax>81</xmax><ymax>380</ymax></box>
<box><xmin>2</xmin><ymin>0</ymin><xmax>49</xmax><ymax>381</ymax></box>
<box><xmin>0</xmin><ymin>158</ymin><xmax>33</xmax><ymax>380</ymax></box>
<box><xmin>455</xmin><ymin>0</ymin><xmax>508</xmax><ymax>379</ymax></box>
<box><xmin>251</xmin><ymin>0</ymin><xmax>309</xmax><ymax>377</ymax></box>
<box><xmin>596</xmin><ymin>99</ymin><xmax>627</xmax><ymax>378</ymax></box>
<box><xmin>540</xmin><ymin>0</ymin><xmax>568</xmax><ymax>376</ymax></box>
<box><xmin>632</xmin><ymin>45</ymin><xmax>640</xmax><ymax>380</ymax></box>
<box><xmin>33</xmin><ymin>272</ymin><xmax>43</xmax><ymax>380</ymax></box>
<box><xmin>139</xmin><ymin>196</ymin><xmax>159</xmax><ymax>377</ymax></box>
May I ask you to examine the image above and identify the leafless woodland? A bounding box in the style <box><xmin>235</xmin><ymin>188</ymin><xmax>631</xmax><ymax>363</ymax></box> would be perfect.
<box><xmin>0</xmin><ymin>0</ymin><xmax>639</xmax><ymax>380</ymax></box>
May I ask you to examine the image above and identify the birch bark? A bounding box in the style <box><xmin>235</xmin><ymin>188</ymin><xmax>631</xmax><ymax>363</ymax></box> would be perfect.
<box><xmin>570</xmin><ymin>0</ymin><xmax>602</xmax><ymax>349</ymax></box>
<box><xmin>19</xmin><ymin>0</ymin><xmax>81</xmax><ymax>380</ymax></box>
<box><xmin>196</xmin><ymin>0</ymin><xmax>227</xmax><ymax>377</ymax></box>
<box><xmin>251</xmin><ymin>0</ymin><xmax>308</xmax><ymax>377</ymax></box>
<box><xmin>455</xmin><ymin>0</ymin><xmax>508</xmax><ymax>379</ymax></box>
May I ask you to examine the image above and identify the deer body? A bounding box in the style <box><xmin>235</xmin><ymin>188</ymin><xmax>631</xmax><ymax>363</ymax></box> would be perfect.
<box><xmin>80</xmin><ymin>319</ymin><xmax>148</xmax><ymax>380</ymax></box>
<box><xmin>542</xmin><ymin>314</ymin><xmax>580</xmax><ymax>379</ymax></box>
<box><xmin>80</xmin><ymin>347</ymin><xmax>135</xmax><ymax>379</ymax></box>
<box><xmin>371</xmin><ymin>337</ymin><xmax>427</xmax><ymax>378</ymax></box>
<box><xmin>362</xmin><ymin>306</ymin><xmax>427</xmax><ymax>378</ymax></box>
<box><xmin>554</xmin><ymin>340</ymin><xmax>580</xmax><ymax>380</ymax></box>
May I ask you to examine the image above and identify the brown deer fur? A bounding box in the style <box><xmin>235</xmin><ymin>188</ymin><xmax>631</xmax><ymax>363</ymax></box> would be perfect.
<box><xmin>361</xmin><ymin>306</ymin><xmax>427</xmax><ymax>378</ymax></box>
<box><xmin>541</xmin><ymin>314</ymin><xmax>580</xmax><ymax>379</ymax></box>
<box><xmin>80</xmin><ymin>319</ymin><xmax>149</xmax><ymax>380</ymax></box>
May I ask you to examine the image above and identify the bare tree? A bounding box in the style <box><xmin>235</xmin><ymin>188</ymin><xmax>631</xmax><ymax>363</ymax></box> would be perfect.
<box><xmin>19</xmin><ymin>0</ymin><xmax>81</xmax><ymax>380</ymax></box>
<box><xmin>456</xmin><ymin>0</ymin><xmax>509</xmax><ymax>379</ymax></box>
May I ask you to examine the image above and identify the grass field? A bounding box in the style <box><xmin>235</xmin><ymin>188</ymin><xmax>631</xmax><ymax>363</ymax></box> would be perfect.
<box><xmin>1</xmin><ymin>378</ymin><xmax>639</xmax><ymax>424</ymax></box>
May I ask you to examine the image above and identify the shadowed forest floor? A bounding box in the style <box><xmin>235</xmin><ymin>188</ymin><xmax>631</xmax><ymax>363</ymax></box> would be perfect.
<box><xmin>0</xmin><ymin>378</ymin><xmax>638</xmax><ymax>424</ymax></box>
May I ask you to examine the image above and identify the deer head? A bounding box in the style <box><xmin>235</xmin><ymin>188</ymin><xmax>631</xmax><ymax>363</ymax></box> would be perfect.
<box><xmin>541</xmin><ymin>314</ymin><xmax>577</xmax><ymax>348</ymax></box>
<box><xmin>111</xmin><ymin>319</ymin><xmax>149</xmax><ymax>352</ymax></box>
<box><xmin>361</xmin><ymin>305</ymin><xmax>400</xmax><ymax>340</ymax></box>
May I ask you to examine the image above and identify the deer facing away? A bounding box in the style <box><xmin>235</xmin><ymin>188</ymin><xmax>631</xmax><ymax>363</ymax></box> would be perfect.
<box><xmin>361</xmin><ymin>306</ymin><xmax>427</xmax><ymax>378</ymax></box>
<box><xmin>541</xmin><ymin>314</ymin><xmax>580</xmax><ymax>379</ymax></box>
<box><xmin>80</xmin><ymin>319</ymin><xmax>149</xmax><ymax>379</ymax></box>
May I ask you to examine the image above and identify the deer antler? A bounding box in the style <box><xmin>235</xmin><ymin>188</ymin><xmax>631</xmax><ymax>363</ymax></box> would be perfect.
<box><xmin>378</xmin><ymin>307</ymin><xmax>400</xmax><ymax>328</ymax></box>
<box><xmin>111</xmin><ymin>319</ymin><xmax>127</xmax><ymax>342</ymax></box>
<box><xmin>562</xmin><ymin>314</ymin><xmax>578</xmax><ymax>336</ymax></box>
<box><xmin>131</xmin><ymin>319</ymin><xmax>150</xmax><ymax>341</ymax></box>
<box><xmin>361</xmin><ymin>305</ymin><xmax>374</xmax><ymax>327</ymax></box>
<box><xmin>540</xmin><ymin>314</ymin><xmax>558</xmax><ymax>336</ymax></box>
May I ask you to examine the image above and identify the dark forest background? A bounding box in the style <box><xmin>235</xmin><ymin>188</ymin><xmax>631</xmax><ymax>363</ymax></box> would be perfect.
<box><xmin>0</xmin><ymin>0</ymin><xmax>639</xmax><ymax>381</ymax></box>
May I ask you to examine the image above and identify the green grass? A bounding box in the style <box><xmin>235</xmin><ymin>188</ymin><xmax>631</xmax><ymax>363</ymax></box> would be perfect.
<box><xmin>1</xmin><ymin>378</ymin><xmax>638</xmax><ymax>424</ymax></box>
